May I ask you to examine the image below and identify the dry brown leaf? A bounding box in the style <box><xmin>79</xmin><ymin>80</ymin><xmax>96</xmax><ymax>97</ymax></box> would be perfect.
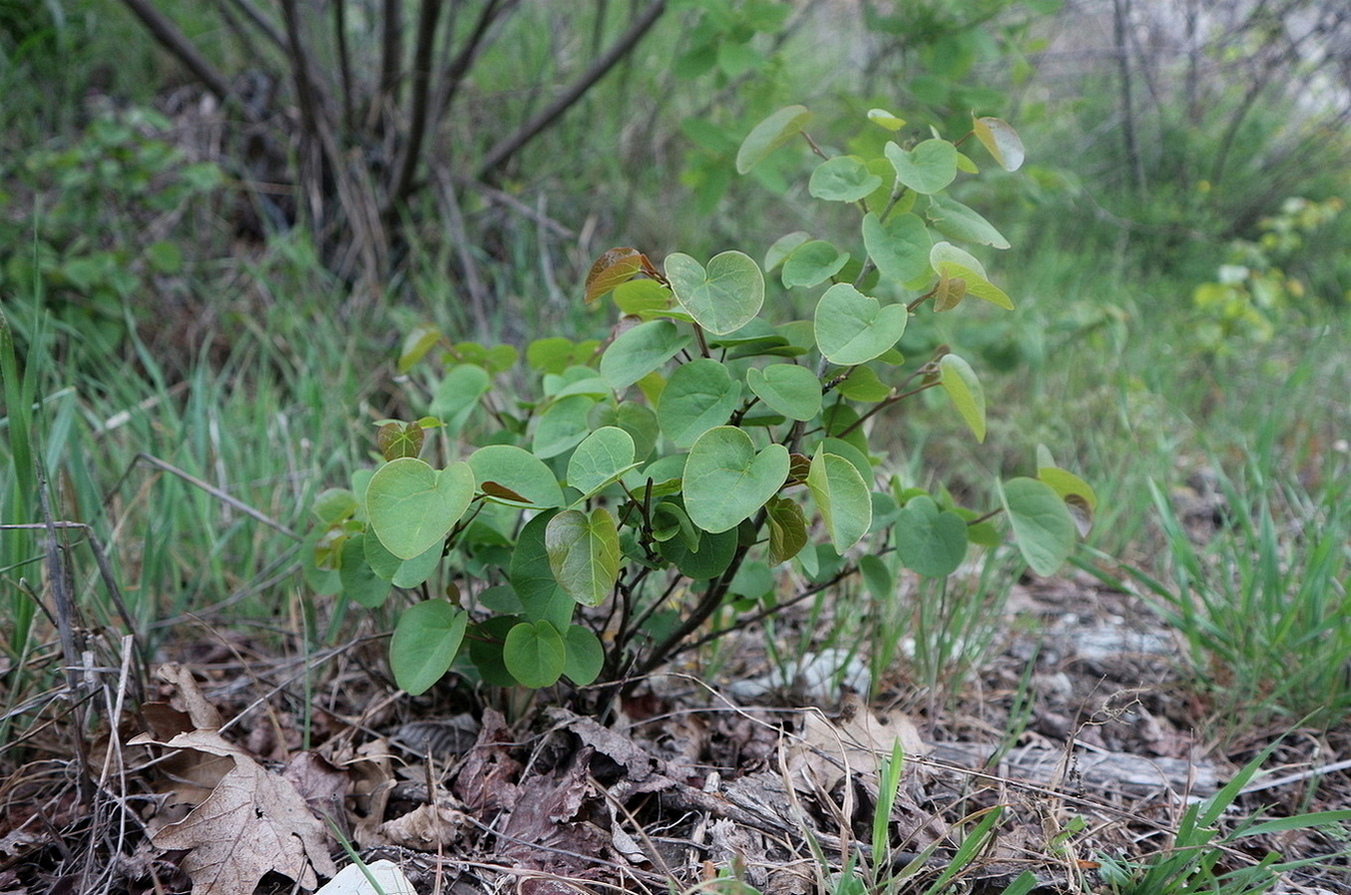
<box><xmin>155</xmin><ymin>663</ymin><xmax>223</xmax><ymax>729</ymax></box>
<box><xmin>787</xmin><ymin>695</ymin><xmax>927</xmax><ymax>792</ymax></box>
<box><xmin>132</xmin><ymin>729</ymin><xmax>337</xmax><ymax>895</ymax></box>
<box><xmin>377</xmin><ymin>803</ymin><xmax>468</xmax><ymax>849</ymax></box>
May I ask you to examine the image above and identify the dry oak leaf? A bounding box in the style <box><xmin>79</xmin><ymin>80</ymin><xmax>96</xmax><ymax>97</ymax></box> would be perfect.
<box><xmin>131</xmin><ymin>729</ymin><xmax>337</xmax><ymax>895</ymax></box>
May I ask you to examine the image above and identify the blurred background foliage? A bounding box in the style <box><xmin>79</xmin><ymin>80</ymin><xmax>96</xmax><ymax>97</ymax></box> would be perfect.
<box><xmin>1</xmin><ymin>0</ymin><xmax>1348</xmax><ymax>707</ymax></box>
<box><xmin>2</xmin><ymin>0</ymin><xmax>1347</xmax><ymax>359</ymax></box>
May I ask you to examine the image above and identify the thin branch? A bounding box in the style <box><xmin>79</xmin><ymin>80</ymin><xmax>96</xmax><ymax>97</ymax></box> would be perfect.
<box><xmin>436</xmin><ymin>0</ymin><xmax>520</xmax><ymax>120</ymax></box>
<box><xmin>1112</xmin><ymin>0</ymin><xmax>1145</xmax><ymax>193</ymax></box>
<box><xmin>116</xmin><ymin>0</ymin><xmax>242</xmax><ymax>115</ymax></box>
<box><xmin>220</xmin><ymin>0</ymin><xmax>288</xmax><ymax>53</ymax></box>
<box><xmin>677</xmin><ymin>566</ymin><xmax>856</xmax><ymax>658</ymax></box>
<box><xmin>477</xmin><ymin>0</ymin><xmax>669</xmax><ymax>179</ymax></box>
<box><xmin>380</xmin><ymin>0</ymin><xmax>405</xmax><ymax>111</ymax></box>
<box><xmin>36</xmin><ymin>458</ymin><xmax>95</xmax><ymax>803</ymax></box>
<box><xmin>135</xmin><ymin>453</ymin><xmax>299</xmax><ymax>540</ymax></box>
<box><xmin>433</xmin><ymin>167</ymin><xmax>492</xmax><ymax>334</ymax></box>
<box><xmin>390</xmin><ymin>0</ymin><xmax>446</xmax><ymax>210</ymax></box>
<box><xmin>279</xmin><ymin>0</ymin><xmax>328</xmax><ymax>146</ymax></box>
<box><xmin>334</xmin><ymin>0</ymin><xmax>356</xmax><ymax>132</ymax></box>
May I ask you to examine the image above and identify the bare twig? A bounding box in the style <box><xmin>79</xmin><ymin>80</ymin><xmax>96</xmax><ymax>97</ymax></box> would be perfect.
<box><xmin>472</xmin><ymin>181</ymin><xmax>576</xmax><ymax>237</ymax></box>
<box><xmin>334</xmin><ymin>0</ymin><xmax>356</xmax><ymax>131</ymax></box>
<box><xmin>380</xmin><ymin>0</ymin><xmax>405</xmax><ymax>113</ymax></box>
<box><xmin>35</xmin><ymin>458</ymin><xmax>95</xmax><ymax>802</ymax></box>
<box><xmin>116</xmin><ymin>0</ymin><xmax>243</xmax><ymax>116</ymax></box>
<box><xmin>433</xmin><ymin>167</ymin><xmax>493</xmax><ymax>334</ymax></box>
<box><xmin>435</xmin><ymin>0</ymin><xmax>521</xmax><ymax>120</ymax></box>
<box><xmin>477</xmin><ymin>0</ymin><xmax>668</xmax><ymax>179</ymax></box>
<box><xmin>390</xmin><ymin>0</ymin><xmax>446</xmax><ymax>210</ymax></box>
<box><xmin>134</xmin><ymin>452</ymin><xmax>300</xmax><ymax>540</ymax></box>
<box><xmin>220</xmin><ymin>0</ymin><xmax>288</xmax><ymax>54</ymax></box>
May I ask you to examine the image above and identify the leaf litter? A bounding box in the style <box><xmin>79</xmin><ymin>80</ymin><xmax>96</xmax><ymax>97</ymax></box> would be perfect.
<box><xmin>3</xmin><ymin>575</ymin><xmax>1351</xmax><ymax>894</ymax></box>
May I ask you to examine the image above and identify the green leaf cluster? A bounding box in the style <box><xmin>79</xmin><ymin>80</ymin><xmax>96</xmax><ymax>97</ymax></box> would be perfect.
<box><xmin>309</xmin><ymin>105</ymin><xmax>1089</xmax><ymax>697</ymax></box>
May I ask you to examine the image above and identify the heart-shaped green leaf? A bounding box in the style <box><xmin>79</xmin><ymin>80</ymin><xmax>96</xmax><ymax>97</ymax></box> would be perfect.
<box><xmin>532</xmin><ymin>394</ymin><xmax>598</xmax><ymax>459</ymax></box>
<box><xmin>600</xmin><ymin>319</ymin><xmax>691</xmax><ymax>390</ymax></box>
<box><xmin>430</xmin><ymin>365</ymin><xmax>490</xmax><ymax>436</ymax></box>
<box><xmin>746</xmin><ymin>364</ymin><xmax>821</xmax><ymax>421</ymax></box>
<box><xmin>339</xmin><ymin>534</ymin><xmax>392</xmax><ymax>608</ymax></box>
<box><xmin>666</xmin><ymin>251</ymin><xmax>765</xmax><ymax>335</ymax></box>
<box><xmin>562</xmin><ymin>625</ymin><xmax>605</xmax><ymax>685</ymax></box>
<box><xmin>973</xmin><ymin>115</ymin><xmax>1024</xmax><ymax>172</ymax></box>
<box><xmin>656</xmin><ymin>358</ymin><xmax>742</xmax><ymax>448</ymax></box>
<box><xmin>390</xmin><ymin>600</ymin><xmax>468</xmax><ymax>695</ymax></box>
<box><xmin>545</xmin><ymin>508</ymin><xmax>620</xmax><ymax>606</ymax></box>
<box><xmin>510</xmin><ymin>512</ymin><xmax>574</xmax><ymax>630</ymax></box>
<box><xmin>364</xmin><ymin>534</ymin><xmax>441</xmax><ymax>588</ymax></box>
<box><xmin>894</xmin><ymin>495</ymin><xmax>967</xmax><ymax>577</ymax></box>
<box><xmin>468</xmin><ymin>444</ymin><xmax>564</xmax><ymax>507</ymax></box>
<box><xmin>809</xmin><ymin>155</ymin><xmax>882</xmax><ymax>203</ymax></box>
<box><xmin>737</xmin><ymin>104</ymin><xmax>812</xmax><ymax>174</ymax></box>
<box><xmin>938</xmin><ymin>353</ymin><xmax>986</xmax><ymax>442</ymax></box>
<box><xmin>925</xmin><ymin>195</ymin><xmax>1010</xmax><ymax>249</ymax></box>
<box><xmin>814</xmin><ymin>284</ymin><xmax>909</xmax><ymax>366</ymax></box>
<box><xmin>807</xmin><ymin>447</ymin><xmax>872</xmax><ymax>552</ymax></box>
<box><xmin>684</xmin><ymin>426</ymin><xmax>790</xmax><ymax>533</ymax></box>
<box><xmin>588</xmin><ymin>401</ymin><xmax>660</xmax><ymax>462</ymax></box>
<box><xmin>886</xmin><ymin>138</ymin><xmax>958</xmax><ymax>194</ymax></box>
<box><xmin>862</xmin><ymin>212</ymin><xmax>932</xmax><ymax>285</ymax></box>
<box><xmin>999</xmin><ymin>477</ymin><xmax>1077</xmax><ymax>576</ymax></box>
<box><xmin>567</xmin><ymin>427</ymin><xmax>638</xmax><ymax>499</ymax></box>
<box><xmin>765</xmin><ymin>231</ymin><xmax>811</xmax><ymax>271</ymax></box>
<box><xmin>659</xmin><ymin>527</ymin><xmax>739</xmax><ymax>579</ymax></box>
<box><xmin>503</xmin><ymin>620</ymin><xmax>566</xmax><ymax>688</ymax></box>
<box><xmin>367</xmin><ymin>458</ymin><xmax>475</xmax><ymax>559</ymax></box>
<box><xmin>781</xmin><ymin>240</ymin><xmax>850</xmax><ymax>288</ymax></box>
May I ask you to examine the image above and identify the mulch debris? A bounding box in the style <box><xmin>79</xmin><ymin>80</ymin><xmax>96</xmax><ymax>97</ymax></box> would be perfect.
<box><xmin>2</xmin><ymin>577</ymin><xmax>1350</xmax><ymax>894</ymax></box>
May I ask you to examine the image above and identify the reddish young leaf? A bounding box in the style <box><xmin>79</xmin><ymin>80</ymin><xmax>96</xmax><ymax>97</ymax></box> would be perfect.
<box><xmin>585</xmin><ymin>247</ymin><xmax>649</xmax><ymax>305</ymax></box>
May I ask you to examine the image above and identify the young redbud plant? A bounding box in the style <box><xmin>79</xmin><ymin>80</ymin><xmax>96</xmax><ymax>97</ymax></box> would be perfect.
<box><xmin>306</xmin><ymin>104</ymin><xmax>1093</xmax><ymax>703</ymax></box>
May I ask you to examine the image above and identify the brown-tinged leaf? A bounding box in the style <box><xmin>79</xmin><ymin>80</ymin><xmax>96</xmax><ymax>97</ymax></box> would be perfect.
<box><xmin>377</xmin><ymin>421</ymin><xmax>424</xmax><ymax>461</ymax></box>
<box><xmin>135</xmin><ymin>730</ymin><xmax>337</xmax><ymax>895</ymax></box>
<box><xmin>480</xmin><ymin>481</ymin><xmax>531</xmax><ymax>503</ymax></box>
<box><xmin>766</xmin><ymin>496</ymin><xmax>808</xmax><ymax>566</ymax></box>
<box><xmin>933</xmin><ymin>272</ymin><xmax>967</xmax><ymax>312</ymax></box>
<box><xmin>585</xmin><ymin>247</ymin><xmax>647</xmax><ymax>305</ymax></box>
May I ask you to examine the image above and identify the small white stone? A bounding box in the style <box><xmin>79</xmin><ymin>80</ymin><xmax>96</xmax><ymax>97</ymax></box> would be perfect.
<box><xmin>316</xmin><ymin>860</ymin><xmax>417</xmax><ymax>895</ymax></box>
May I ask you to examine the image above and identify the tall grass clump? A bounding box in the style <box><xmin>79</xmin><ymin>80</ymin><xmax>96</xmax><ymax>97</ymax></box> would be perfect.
<box><xmin>1146</xmin><ymin>442</ymin><xmax>1350</xmax><ymax>732</ymax></box>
